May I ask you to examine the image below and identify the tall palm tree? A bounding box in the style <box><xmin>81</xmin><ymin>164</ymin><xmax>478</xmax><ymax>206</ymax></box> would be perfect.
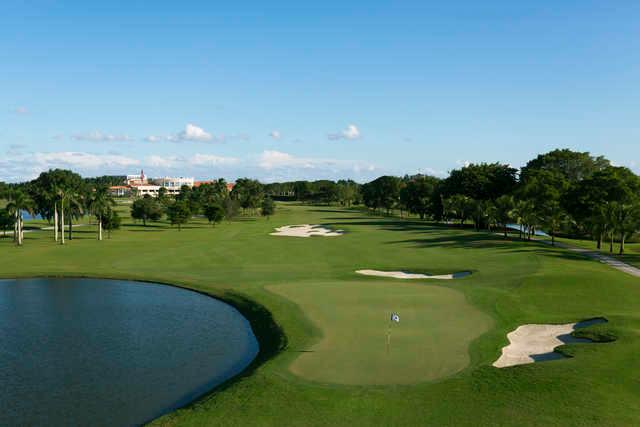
<box><xmin>89</xmin><ymin>186</ymin><xmax>115</xmax><ymax>241</ymax></box>
<box><xmin>6</xmin><ymin>189</ymin><xmax>33</xmax><ymax>246</ymax></box>
<box><xmin>65</xmin><ymin>189</ymin><xmax>85</xmax><ymax>241</ymax></box>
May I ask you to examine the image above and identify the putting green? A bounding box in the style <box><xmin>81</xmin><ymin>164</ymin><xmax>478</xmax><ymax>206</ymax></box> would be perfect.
<box><xmin>268</xmin><ymin>280</ymin><xmax>492</xmax><ymax>385</ymax></box>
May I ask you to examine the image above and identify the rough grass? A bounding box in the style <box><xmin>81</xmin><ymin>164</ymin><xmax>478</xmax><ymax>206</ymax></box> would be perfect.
<box><xmin>1</xmin><ymin>202</ymin><xmax>639</xmax><ymax>426</ymax></box>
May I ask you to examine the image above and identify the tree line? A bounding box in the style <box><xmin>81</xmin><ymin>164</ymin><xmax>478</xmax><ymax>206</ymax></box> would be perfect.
<box><xmin>0</xmin><ymin>172</ymin><xmax>276</xmax><ymax>245</ymax></box>
<box><xmin>2</xmin><ymin>148</ymin><xmax>638</xmax><ymax>253</ymax></box>
<box><xmin>264</xmin><ymin>149</ymin><xmax>640</xmax><ymax>254</ymax></box>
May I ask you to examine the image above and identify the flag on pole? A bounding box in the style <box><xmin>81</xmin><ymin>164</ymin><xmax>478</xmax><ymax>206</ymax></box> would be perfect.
<box><xmin>390</xmin><ymin>312</ymin><xmax>400</xmax><ymax>323</ymax></box>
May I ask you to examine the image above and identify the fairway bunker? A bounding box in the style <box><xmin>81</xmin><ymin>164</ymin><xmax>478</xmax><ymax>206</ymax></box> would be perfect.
<box><xmin>355</xmin><ymin>270</ymin><xmax>471</xmax><ymax>280</ymax></box>
<box><xmin>270</xmin><ymin>224</ymin><xmax>344</xmax><ymax>238</ymax></box>
<box><xmin>493</xmin><ymin>318</ymin><xmax>608</xmax><ymax>368</ymax></box>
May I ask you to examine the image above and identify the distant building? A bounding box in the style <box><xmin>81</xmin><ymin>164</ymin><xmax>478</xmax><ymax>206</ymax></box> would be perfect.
<box><xmin>110</xmin><ymin>173</ymin><xmax>230</xmax><ymax>198</ymax></box>
<box><xmin>126</xmin><ymin>170</ymin><xmax>148</xmax><ymax>186</ymax></box>
<box><xmin>154</xmin><ymin>176</ymin><xmax>195</xmax><ymax>195</ymax></box>
<box><xmin>130</xmin><ymin>184</ymin><xmax>162</xmax><ymax>197</ymax></box>
<box><xmin>193</xmin><ymin>180</ymin><xmax>213</xmax><ymax>188</ymax></box>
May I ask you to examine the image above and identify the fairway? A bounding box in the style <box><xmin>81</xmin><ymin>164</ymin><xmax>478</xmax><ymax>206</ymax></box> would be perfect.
<box><xmin>1</xmin><ymin>203</ymin><xmax>639</xmax><ymax>426</ymax></box>
<box><xmin>268</xmin><ymin>280</ymin><xmax>492</xmax><ymax>384</ymax></box>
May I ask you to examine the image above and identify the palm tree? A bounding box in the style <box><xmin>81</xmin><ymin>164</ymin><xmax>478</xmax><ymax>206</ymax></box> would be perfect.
<box><xmin>89</xmin><ymin>186</ymin><xmax>115</xmax><ymax>241</ymax></box>
<box><xmin>65</xmin><ymin>189</ymin><xmax>85</xmax><ymax>240</ymax></box>
<box><xmin>6</xmin><ymin>189</ymin><xmax>33</xmax><ymax>246</ymax></box>
<box><xmin>494</xmin><ymin>195</ymin><xmax>515</xmax><ymax>238</ymax></box>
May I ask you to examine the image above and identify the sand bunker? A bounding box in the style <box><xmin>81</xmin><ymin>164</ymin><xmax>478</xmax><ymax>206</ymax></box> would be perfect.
<box><xmin>493</xmin><ymin>318</ymin><xmax>607</xmax><ymax>368</ymax></box>
<box><xmin>270</xmin><ymin>224</ymin><xmax>344</xmax><ymax>238</ymax></box>
<box><xmin>355</xmin><ymin>270</ymin><xmax>471</xmax><ymax>280</ymax></box>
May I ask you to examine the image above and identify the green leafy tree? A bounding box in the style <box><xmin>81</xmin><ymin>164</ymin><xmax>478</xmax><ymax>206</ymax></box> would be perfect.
<box><xmin>167</xmin><ymin>200</ymin><xmax>191</xmax><ymax>230</ymax></box>
<box><xmin>494</xmin><ymin>195</ymin><xmax>515</xmax><ymax>238</ymax></box>
<box><xmin>401</xmin><ymin>175</ymin><xmax>439</xmax><ymax>219</ymax></box>
<box><xmin>443</xmin><ymin>195</ymin><xmax>473</xmax><ymax>226</ymax></box>
<box><xmin>521</xmin><ymin>148</ymin><xmax>610</xmax><ymax>184</ymax></box>
<box><xmin>5</xmin><ymin>189</ymin><xmax>33</xmax><ymax>246</ymax></box>
<box><xmin>89</xmin><ymin>185</ymin><xmax>115</xmax><ymax>241</ymax></box>
<box><xmin>101</xmin><ymin>207</ymin><xmax>121</xmax><ymax>238</ymax></box>
<box><xmin>223</xmin><ymin>197</ymin><xmax>240</xmax><ymax>220</ymax></box>
<box><xmin>203</xmin><ymin>202</ymin><xmax>225</xmax><ymax>226</ymax></box>
<box><xmin>232</xmin><ymin>178</ymin><xmax>264</xmax><ymax>214</ymax></box>
<box><xmin>0</xmin><ymin>208</ymin><xmax>15</xmax><ymax>237</ymax></box>
<box><xmin>130</xmin><ymin>195</ymin><xmax>163</xmax><ymax>226</ymax></box>
<box><xmin>261</xmin><ymin>197</ymin><xmax>275</xmax><ymax>219</ymax></box>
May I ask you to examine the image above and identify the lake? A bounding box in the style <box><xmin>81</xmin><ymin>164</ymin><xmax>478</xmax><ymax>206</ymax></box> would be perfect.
<box><xmin>0</xmin><ymin>278</ymin><xmax>259</xmax><ymax>426</ymax></box>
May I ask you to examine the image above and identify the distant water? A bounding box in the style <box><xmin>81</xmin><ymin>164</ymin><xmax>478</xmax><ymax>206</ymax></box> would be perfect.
<box><xmin>506</xmin><ymin>223</ymin><xmax>549</xmax><ymax>237</ymax></box>
<box><xmin>0</xmin><ymin>278</ymin><xmax>259</xmax><ymax>426</ymax></box>
<box><xmin>20</xmin><ymin>210</ymin><xmax>42</xmax><ymax>220</ymax></box>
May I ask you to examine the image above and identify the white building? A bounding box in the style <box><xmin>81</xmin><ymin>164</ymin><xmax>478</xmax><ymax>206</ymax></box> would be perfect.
<box><xmin>155</xmin><ymin>177</ymin><xmax>195</xmax><ymax>195</ymax></box>
<box><xmin>131</xmin><ymin>184</ymin><xmax>161</xmax><ymax>197</ymax></box>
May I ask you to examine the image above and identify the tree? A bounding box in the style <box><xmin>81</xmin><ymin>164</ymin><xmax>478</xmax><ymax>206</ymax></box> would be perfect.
<box><xmin>232</xmin><ymin>178</ymin><xmax>264</xmax><ymax>214</ymax></box>
<box><xmin>167</xmin><ymin>200</ymin><xmax>191</xmax><ymax>230</ymax></box>
<box><xmin>337</xmin><ymin>180</ymin><xmax>359</xmax><ymax>207</ymax></box>
<box><xmin>261</xmin><ymin>197</ymin><xmax>275</xmax><ymax>219</ymax></box>
<box><xmin>223</xmin><ymin>197</ymin><xmax>240</xmax><ymax>220</ymax></box>
<box><xmin>441</xmin><ymin>163</ymin><xmax>517</xmax><ymax>201</ymax></box>
<box><xmin>494</xmin><ymin>195</ymin><xmax>515</xmax><ymax>238</ymax></box>
<box><xmin>89</xmin><ymin>185</ymin><xmax>115</xmax><ymax>241</ymax></box>
<box><xmin>203</xmin><ymin>202</ymin><xmax>225</xmax><ymax>226</ymax></box>
<box><xmin>130</xmin><ymin>195</ymin><xmax>163</xmax><ymax>226</ymax></box>
<box><xmin>5</xmin><ymin>189</ymin><xmax>33</xmax><ymax>246</ymax></box>
<box><xmin>401</xmin><ymin>175</ymin><xmax>439</xmax><ymax>219</ymax></box>
<box><xmin>101</xmin><ymin>207</ymin><xmax>121</xmax><ymax>238</ymax></box>
<box><xmin>521</xmin><ymin>148</ymin><xmax>610</xmax><ymax>184</ymax></box>
<box><xmin>443</xmin><ymin>195</ymin><xmax>473</xmax><ymax>226</ymax></box>
<box><xmin>29</xmin><ymin>169</ymin><xmax>84</xmax><ymax>242</ymax></box>
<box><xmin>0</xmin><ymin>208</ymin><xmax>15</xmax><ymax>237</ymax></box>
<box><xmin>362</xmin><ymin>176</ymin><xmax>402</xmax><ymax>215</ymax></box>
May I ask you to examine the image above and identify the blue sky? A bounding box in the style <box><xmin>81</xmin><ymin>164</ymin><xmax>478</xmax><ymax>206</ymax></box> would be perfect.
<box><xmin>1</xmin><ymin>1</ymin><xmax>639</xmax><ymax>182</ymax></box>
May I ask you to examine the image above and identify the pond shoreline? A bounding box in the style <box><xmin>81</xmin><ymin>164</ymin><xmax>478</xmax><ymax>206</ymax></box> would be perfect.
<box><xmin>0</xmin><ymin>273</ymin><xmax>286</xmax><ymax>426</ymax></box>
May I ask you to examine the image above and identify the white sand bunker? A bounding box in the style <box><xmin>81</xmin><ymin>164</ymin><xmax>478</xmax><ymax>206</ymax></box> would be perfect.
<box><xmin>493</xmin><ymin>318</ymin><xmax>607</xmax><ymax>368</ymax></box>
<box><xmin>270</xmin><ymin>224</ymin><xmax>344</xmax><ymax>238</ymax></box>
<box><xmin>355</xmin><ymin>270</ymin><xmax>471</xmax><ymax>280</ymax></box>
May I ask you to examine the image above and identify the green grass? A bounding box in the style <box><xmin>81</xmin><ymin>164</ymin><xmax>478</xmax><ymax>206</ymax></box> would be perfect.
<box><xmin>1</xmin><ymin>203</ymin><xmax>640</xmax><ymax>426</ymax></box>
<box><xmin>268</xmin><ymin>280</ymin><xmax>492</xmax><ymax>385</ymax></box>
<box><xmin>548</xmin><ymin>235</ymin><xmax>640</xmax><ymax>269</ymax></box>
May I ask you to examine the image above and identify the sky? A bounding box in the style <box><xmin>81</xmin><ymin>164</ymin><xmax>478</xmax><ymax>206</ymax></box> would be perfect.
<box><xmin>1</xmin><ymin>1</ymin><xmax>639</xmax><ymax>183</ymax></box>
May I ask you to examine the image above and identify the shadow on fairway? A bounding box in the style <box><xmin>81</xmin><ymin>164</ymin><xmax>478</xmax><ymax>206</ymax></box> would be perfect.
<box><xmin>324</xmin><ymin>218</ymin><xmax>601</xmax><ymax>264</ymax></box>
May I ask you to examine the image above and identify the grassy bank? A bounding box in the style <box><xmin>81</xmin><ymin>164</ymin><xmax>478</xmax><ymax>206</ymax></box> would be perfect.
<box><xmin>1</xmin><ymin>203</ymin><xmax>638</xmax><ymax>426</ymax></box>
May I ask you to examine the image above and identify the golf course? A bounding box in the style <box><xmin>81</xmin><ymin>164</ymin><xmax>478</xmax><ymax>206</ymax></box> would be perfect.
<box><xmin>1</xmin><ymin>202</ymin><xmax>638</xmax><ymax>426</ymax></box>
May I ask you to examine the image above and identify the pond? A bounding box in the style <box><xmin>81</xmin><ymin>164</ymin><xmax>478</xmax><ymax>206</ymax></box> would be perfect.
<box><xmin>0</xmin><ymin>278</ymin><xmax>259</xmax><ymax>426</ymax></box>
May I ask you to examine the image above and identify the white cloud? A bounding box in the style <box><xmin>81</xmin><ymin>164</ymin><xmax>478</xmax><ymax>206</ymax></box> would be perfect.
<box><xmin>328</xmin><ymin>124</ymin><xmax>361</xmax><ymax>141</ymax></box>
<box><xmin>32</xmin><ymin>152</ymin><xmax>140</xmax><ymax>169</ymax></box>
<box><xmin>269</xmin><ymin>130</ymin><xmax>281</xmax><ymax>140</ymax></box>
<box><xmin>146</xmin><ymin>155</ymin><xmax>178</xmax><ymax>168</ymax></box>
<box><xmin>180</xmin><ymin>123</ymin><xmax>213</xmax><ymax>141</ymax></box>
<box><xmin>456</xmin><ymin>160</ymin><xmax>471</xmax><ymax>168</ymax></box>
<box><xmin>72</xmin><ymin>131</ymin><xmax>133</xmax><ymax>142</ymax></box>
<box><xmin>190</xmin><ymin>153</ymin><xmax>239</xmax><ymax>166</ymax></box>
<box><xmin>145</xmin><ymin>153</ymin><xmax>239</xmax><ymax>169</ymax></box>
<box><xmin>259</xmin><ymin>150</ymin><xmax>319</xmax><ymax>170</ymax></box>
<box><xmin>146</xmin><ymin>123</ymin><xmax>217</xmax><ymax>143</ymax></box>
<box><xmin>14</xmin><ymin>106</ymin><xmax>29</xmax><ymax>115</ymax></box>
<box><xmin>257</xmin><ymin>150</ymin><xmax>378</xmax><ymax>178</ymax></box>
